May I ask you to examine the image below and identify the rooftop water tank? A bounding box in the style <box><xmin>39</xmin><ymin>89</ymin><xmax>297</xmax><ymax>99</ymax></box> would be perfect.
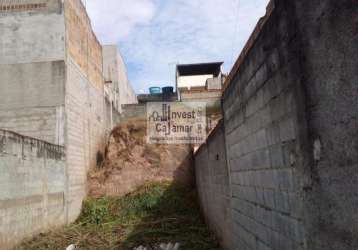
<box><xmin>149</xmin><ymin>87</ymin><xmax>161</xmax><ymax>94</ymax></box>
<box><xmin>162</xmin><ymin>86</ymin><xmax>174</xmax><ymax>94</ymax></box>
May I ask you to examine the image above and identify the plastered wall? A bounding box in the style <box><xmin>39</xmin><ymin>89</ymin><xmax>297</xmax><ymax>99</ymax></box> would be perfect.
<box><xmin>0</xmin><ymin>0</ymin><xmax>65</xmax><ymax>64</ymax></box>
<box><xmin>0</xmin><ymin>130</ymin><xmax>66</xmax><ymax>249</ymax></box>
<box><xmin>0</xmin><ymin>0</ymin><xmax>66</xmax><ymax>145</ymax></box>
<box><xmin>0</xmin><ymin>61</ymin><xmax>66</xmax><ymax>145</ymax></box>
<box><xmin>103</xmin><ymin>45</ymin><xmax>137</xmax><ymax>113</ymax></box>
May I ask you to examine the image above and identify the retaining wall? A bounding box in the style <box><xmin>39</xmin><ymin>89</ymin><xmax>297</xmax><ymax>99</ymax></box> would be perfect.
<box><xmin>0</xmin><ymin>130</ymin><xmax>66</xmax><ymax>249</ymax></box>
<box><xmin>0</xmin><ymin>0</ymin><xmax>66</xmax><ymax>146</ymax></box>
<box><xmin>121</xmin><ymin>104</ymin><xmax>147</xmax><ymax>121</ymax></box>
<box><xmin>0</xmin><ymin>0</ymin><xmax>109</xmax><ymax>243</ymax></box>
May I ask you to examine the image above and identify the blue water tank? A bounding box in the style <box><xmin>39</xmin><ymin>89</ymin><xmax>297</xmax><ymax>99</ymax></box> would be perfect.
<box><xmin>149</xmin><ymin>87</ymin><xmax>161</xmax><ymax>94</ymax></box>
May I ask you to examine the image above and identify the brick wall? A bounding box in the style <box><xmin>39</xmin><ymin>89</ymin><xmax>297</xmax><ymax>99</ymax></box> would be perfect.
<box><xmin>0</xmin><ymin>130</ymin><xmax>66</xmax><ymax>250</ymax></box>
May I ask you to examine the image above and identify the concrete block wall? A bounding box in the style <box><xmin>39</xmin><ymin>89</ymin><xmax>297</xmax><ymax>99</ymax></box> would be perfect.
<box><xmin>194</xmin><ymin>2</ymin><xmax>308</xmax><ymax>249</ymax></box>
<box><xmin>64</xmin><ymin>59</ymin><xmax>107</xmax><ymax>222</ymax></box>
<box><xmin>222</xmin><ymin>2</ymin><xmax>307</xmax><ymax>248</ymax></box>
<box><xmin>195</xmin><ymin>121</ymin><xmax>233</xmax><ymax>250</ymax></box>
<box><xmin>64</xmin><ymin>0</ymin><xmax>103</xmax><ymax>89</ymax></box>
<box><xmin>63</xmin><ymin>5</ymin><xmax>109</xmax><ymax>222</ymax></box>
<box><xmin>0</xmin><ymin>0</ymin><xmax>109</xmax><ymax>234</ymax></box>
<box><xmin>137</xmin><ymin>93</ymin><xmax>178</xmax><ymax>103</ymax></box>
<box><xmin>121</xmin><ymin>104</ymin><xmax>147</xmax><ymax>121</ymax></box>
<box><xmin>180</xmin><ymin>90</ymin><xmax>222</xmax><ymax>109</ymax></box>
<box><xmin>206</xmin><ymin>78</ymin><xmax>222</xmax><ymax>90</ymax></box>
<box><xmin>195</xmin><ymin>1</ymin><xmax>357</xmax><ymax>250</ymax></box>
<box><xmin>0</xmin><ymin>129</ymin><xmax>66</xmax><ymax>249</ymax></box>
<box><xmin>195</xmin><ymin>0</ymin><xmax>358</xmax><ymax>250</ymax></box>
<box><xmin>224</xmin><ymin>1</ymin><xmax>358</xmax><ymax>249</ymax></box>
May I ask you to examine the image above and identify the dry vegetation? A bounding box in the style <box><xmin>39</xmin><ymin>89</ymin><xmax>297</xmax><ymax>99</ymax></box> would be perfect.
<box><xmin>88</xmin><ymin>119</ymin><xmax>194</xmax><ymax>198</ymax></box>
<box><xmin>15</xmin><ymin>112</ymin><xmax>224</xmax><ymax>250</ymax></box>
<box><xmin>15</xmin><ymin>182</ymin><xmax>221</xmax><ymax>250</ymax></box>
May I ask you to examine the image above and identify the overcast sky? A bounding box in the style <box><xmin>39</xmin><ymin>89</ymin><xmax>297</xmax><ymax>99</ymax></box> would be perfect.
<box><xmin>83</xmin><ymin>0</ymin><xmax>269</xmax><ymax>93</ymax></box>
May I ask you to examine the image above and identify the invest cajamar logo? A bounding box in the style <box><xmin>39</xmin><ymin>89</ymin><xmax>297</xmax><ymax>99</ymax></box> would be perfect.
<box><xmin>147</xmin><ymin>102</ymin><xmax>206</xmax><ymax>144</ymax></box>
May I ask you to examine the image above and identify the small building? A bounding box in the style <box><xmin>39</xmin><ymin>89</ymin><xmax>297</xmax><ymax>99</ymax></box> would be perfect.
<box><xmin>175</xmin><ymin>62</ymin><xmax>225</xmax><ymax>109</ymax></box>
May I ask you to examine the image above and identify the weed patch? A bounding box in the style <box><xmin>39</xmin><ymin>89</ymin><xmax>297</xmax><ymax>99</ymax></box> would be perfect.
<box><xmin>15</xmin><ymin>182</ymin><xmax>220</xmax><ymax>250</ymax></box>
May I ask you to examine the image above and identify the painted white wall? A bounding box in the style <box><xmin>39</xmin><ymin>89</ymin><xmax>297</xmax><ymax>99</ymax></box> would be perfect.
<box><xmin>177</xmin><ymin>74</ymin><xmax>213</xmax><ymax>89</ymax></box>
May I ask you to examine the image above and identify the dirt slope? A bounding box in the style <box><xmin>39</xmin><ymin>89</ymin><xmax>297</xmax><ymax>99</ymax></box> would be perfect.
<box><xmin>88</xmin><ymin>119</ymin><xmax>194</xmax><ymax>198</ymax></box>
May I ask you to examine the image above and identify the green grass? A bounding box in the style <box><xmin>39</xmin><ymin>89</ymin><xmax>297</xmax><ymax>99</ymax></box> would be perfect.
<box><xmin>16</xmin><ymin>182</ymin><xmax>221</xmax><ymax>250</ymax></box>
